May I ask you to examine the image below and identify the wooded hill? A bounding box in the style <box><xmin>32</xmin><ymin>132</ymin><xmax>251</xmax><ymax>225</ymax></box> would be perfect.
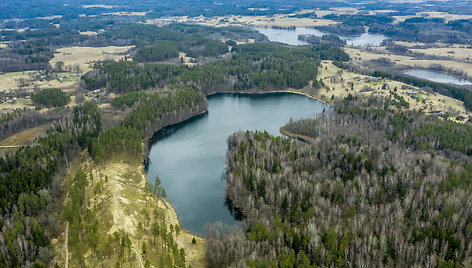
<box><xmin>206</xmin><ymin>98</ymin><xmax>472</xmax><ymax>267</ymax></box>
<box><xmin>0</xmin><ymin>23</ymin><xmax>265</xmax><ymax>73</ymax></box>
<box><xmin>0</xmin><ymin>102</ymin><xmax>101</xmax><ymax>267</ymax></box>
<box><xmin>0</xmin><ymin>23</ymin><xmax>349</xmax><ymax>267</ymax></box>
<box><xmin>83</xmin><ymin>42</ymin><xmax>349</xmax><ymax>95</ymax></box>
<box><xmin>90</xmin><ymin>86</ymin><xmax>207</xmax><ymax>163</ymax></box>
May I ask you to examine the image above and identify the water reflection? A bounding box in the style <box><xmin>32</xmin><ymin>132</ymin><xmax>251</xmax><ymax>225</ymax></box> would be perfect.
<box><xmin>255</xmin><ymin>27</ymin><xmax>387</xmax><ymax>47</ymax></box>
<box><xmin>224</xmin><ymin>196</ymin><xmax>245</xmax><ymax>221</ymax></box>
<box><xmin>146</xmin><ymin>93</ymin><xmax>329</xmax><ymax>235</ymax></box>
<box><xmin>404</xmin><ymin>69</ymin><xmax>472</xmax><ymax>86</ymax></box>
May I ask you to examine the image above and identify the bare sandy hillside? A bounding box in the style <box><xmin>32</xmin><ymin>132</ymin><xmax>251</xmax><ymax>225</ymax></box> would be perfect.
<box><xmin>53</xmin><ymin>157</ymin><xmax>206</xmax><ymax>268</ymax></box>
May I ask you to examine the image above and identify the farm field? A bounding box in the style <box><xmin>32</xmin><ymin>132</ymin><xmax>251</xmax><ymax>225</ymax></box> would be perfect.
<box><xmin>50</xmin><ymin>46</ymin><xmax>133</xmax><ymax>73</ymax></box>
<box><xmin>345</xmin><ymin>47</ymin><xmax>472</xmax><ymax>77</ymax></box>
<box><xmin>316</xmin><ymin>60</ymin><xmax>468</xmax><ymax>120</ymax></box>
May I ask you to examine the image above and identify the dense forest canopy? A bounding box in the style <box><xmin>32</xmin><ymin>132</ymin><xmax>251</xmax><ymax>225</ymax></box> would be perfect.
<box><xmin>31</xmin><ymin>88</ymin><xmax>70</xmax><ymax>107</ymax></box>
<box><xmin>133</xmin><ymin>41</ymin><xmax>180</xmax><ymax>63</ymax></box>
<box><xmin>1</xmin><ymin>2</ymin><xmax>472</xmax><ymax>266</ymax></box>
<box><xmin>83</xmin><ymin>42</ymin><xmax>349</xmax><ymax>95</ymax></box>
<box><xmin>0</xmin><ymin>102</ymin><xmax>100</xmax><ymax>267</ymax></box>
<box><xmin>89</xmin><ymin>86</ymin><xmax>207</xmax><ymax>163</ymax></box>
<box><xmin>207</xmin><ymin>103</ymin><xmax>472</xmax><ymax>267</ymax></box>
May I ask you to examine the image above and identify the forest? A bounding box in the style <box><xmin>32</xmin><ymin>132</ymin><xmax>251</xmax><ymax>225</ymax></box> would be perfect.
<box><xmin>63</xmin><ymin>168</ymin><xmax>188</xmax><ymax>268</ymax></box>
<box><xmin>0</xmin><ymin>23</ymin><xmax>264</xmax><ymax>73</ymax></box>
<box><xmin>84</xmin><ymin>42</ymin><xmax>349</xmax><ymax>95</ymax></box>
<box><xmin>0</xmin><ymin>84</ymin><xmax>207</xmax><ymax>266</ymax></box>
<box><xmin>0</xmin><ymin>102</ymin><xmax>101</xmax><ymax>267</ymax></box>
<box><xmin>2</xmin><ymin>3</ymin><xmax>472</xmax><ymax>266</ymax></box>
<box><xmin>89</xmin><ymin>86</ymin><xmax>207</xmax><ymax>163</ymax></box>
<box><xmin>31</xmin><ymin>88</ymin><xmax>70</xmax><ymax>107</ymax></box>
<box><xmin>110</xmin><ymin>91</ymin><xmax>147</xmax><ymax>108</ymax></box>
<box><xmin>312</xmin><ymin>13</ymin><xmax>472</xmax><ymax>44</ymax></box>
<box><xmin>0</xmin><ymin>108</ymin><xmax>66</xmax><ymax>139</ymax></box>
<box><xmin>133</xmin><ymin>41</ymin><xmax>180</xmax><ymax>63</ymax></box>
<box><xmin>82</xmin><ymin>61</ymin><xmax>187</xmax><ymax>93</ymax></box>
<box><xmin>0</xmin><ymin>23</ymin><xmax>348</xmax><ymax>266</ymax></box>
<box><xmin>370</xmin><ymin>17</ymin><xmax>472</xmax><ymax>44</ymax></box>
<box><xmin>298</xmin><ymin>34</ymin><xmax>346</xmax><ymax>47</ymax></box>
<box><xmin>206</xmin><ymin>99</ymin><xmax>472</xmax><ymax>267</ymax></box>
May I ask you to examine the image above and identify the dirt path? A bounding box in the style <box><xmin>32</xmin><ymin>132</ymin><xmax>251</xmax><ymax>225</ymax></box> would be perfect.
<box><xmin>92</xmin><ymin>162</ymin><xmax>205</xmax><ymax>267</ymax></box>
<box><xmin>158</xmin><ymin>199</ymin><xmax>191</xmax><ymax>253</ymax></box>
<box><xmin>114</xmin><ymin>191</ymin><xmax>144</xmax><ymax>268</ymax></box>
<box><xmin>131</xmin><ymin>247</ymin><xmax>144</xmax><ymax>268</ymax></box>
<box><xmin>64</xmin><ymin>221</ymin><xmax>69</xmax><ymax>268</ymax></box>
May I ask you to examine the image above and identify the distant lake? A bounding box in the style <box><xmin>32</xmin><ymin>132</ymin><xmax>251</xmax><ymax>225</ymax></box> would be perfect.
<box><xmin>146</xmin><ymin>93</ymin><xmax>329</xmax><ymax>235</ymax></box>
<box><xmin>255</xmin><ymin>27</ymin><xmax>387</xmax><ymax>46</ymax></box>
<box><xmin>342</xmin><ymin>32</ymin><xmax>388</xmax><ymax>47</ymax></box>
<box><xmin>404</xmin><ymin>70</ymin><xmax>472</xmax><ymax>86</ymax></box>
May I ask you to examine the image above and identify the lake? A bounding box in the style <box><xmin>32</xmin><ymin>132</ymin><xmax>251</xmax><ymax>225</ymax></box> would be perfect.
<box><xmin>404</xmin><ymin>70</ymin><xmax>472</xmax><ymax>86</ymax></box>
<box><xmin>146</xmin><ymin>93</ymin><xmax>329</xmax><ymax>235</ymax></box>
<box><xmin>255</xmin><ymin>27</ymin><xmax>387</xmax><ymax>46</ymax></box>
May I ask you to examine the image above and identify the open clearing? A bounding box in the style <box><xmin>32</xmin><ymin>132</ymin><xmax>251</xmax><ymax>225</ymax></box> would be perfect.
<box><xmin>0</xmin><ymin>71</ymin><xmax>80</xmax><ymax>92</ymax></box>
<box><xmin>147</xmin><ymin>14</ymin><xmax>338</xmax><ymax>28</ymax></box>
<box><xmin>0</xmin><ymin>71</ymin><xmax>31</xmax><ymax>91</ymax></box>
<box><xmin>314</xmin><ymin>60</ymin><xmax>467</xmax><ymax>120</ymax></box>
<box><xmin>0</xmin><ymin>46</ymin><xmax>133</xmax><ymax>112</ymax></box>
<box><xmin>50</xmin><ymin>46</ymin><xmax>133</xmax><ymax>73</ymax></box>
<box><xmin>345</xmin><ymin>47</ymin><xmax>472</xmax><ymax>77</ymax></box>
<box><xmin>103</xmin><ymin>11</ymin><xmax>148</xmax><ymax>16</ymax></box>
<box><xmin>0</xmin><ymin>123</ymin><xmax>51</xmax><ymax>146</ymax></box>
<box><xmin>0</xmin><ymin>72</ymin><xmax>82</xmax><ymax>114</ymax></box>
<box><xmin>409</xmin><ymin>46</ymin><xmax>472</xmax><ymax>62</ymax></box>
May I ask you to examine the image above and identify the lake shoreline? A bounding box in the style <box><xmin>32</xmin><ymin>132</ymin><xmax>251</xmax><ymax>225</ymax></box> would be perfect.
<box><xmin>255</xmin><ymin>26</ymin><xmax>387</xmax><ymax>46</ymax></box>
<box><xmin>404</xmin><ymin>68</ymin><xmax>472</xmax><ymax>86</ymax></box>
<box><xmin>144</xmin><ymin>89</ymin><xmax>329</xmax><ymax>236</ymax></box>
<box><xmin>207</xmin><ymin>89</ymin><xmax>331</xmax><ymax>106</ymax></box>
<box><xmin>143</xmin><ymin>89</ymin><xmax>329</xmax><ymax>171</ymax></box>
<box><xmin>279</xmin><ymin>126</ymin><xmax>316</xmax><ymax>143</ymax></box>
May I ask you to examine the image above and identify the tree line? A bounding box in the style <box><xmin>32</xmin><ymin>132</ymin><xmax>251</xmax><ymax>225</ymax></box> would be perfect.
<box><xmin>0</xmin><ymin>108</ymin><xmax>67</xmax><ymax>140</ymax></box>
<box><xmin>31</xmin><ymin>88</ymin><xmax>70</xmax><ymax>107</ymax></box>
<box><xmin>206</xmin><ymin>104</ymin><xmax>472</xmax><ymax>267</ymax></box>
<box><xmin>373</xmin><ymin>70</ymin><xmax>472</xmax><ymax>111</ymax></box>
<box><xmin>134</xmin><ymin>41</ymin><xmax>180</xmax><ymax>63</ymax></box>
<box><xmin>84</xmin><ymin>42</ymin><xmax>349</xmax><ymax>96</ymax></box>
<box><xmin>89</xmin><ymin>86</ymin><xmax>207</xmax><ymax>163</ymax></box>
<box><xmin>0</xmin><ymin>102</ymin><xmax>101</xmax><ymax>267</ymax></box>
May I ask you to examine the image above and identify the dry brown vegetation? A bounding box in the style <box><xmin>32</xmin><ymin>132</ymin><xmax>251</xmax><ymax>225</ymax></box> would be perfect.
<box><xmin>0</xmin><ymin>123</ymin><xmax>51</xmax><ymax>147</ymax></box>
<box><xmin>146</xmin><ymin>13</ymin><xmax>338</xmax><ymax>28</ymax></box>
<box><xmin>409</xmin><ymin>46</ymin><xmax>472</xmax><ymax>62</ymax></box>
<box><xmin>50</xmin><ymin>46</ymin><xmax>133</xmax><ymax>73</ymax></box>
<box><xmin>0</xmin><ymin>46</ymin><xmax>132</xmax><ymax>115</ymax></box>
<box><xmin>345</xmin><ymin>47</ymin><xmax>472</xmax><ymax>78</ymax></box>
<box><xmin>0</xmin><ymin>71</ymin><xmax>80</xmax><ymax>92</ymax></box>
<box><xmin>315</xmin><ymin>60</ymin><xmax>467</xmax><ymax>119</ymax></box>
<box><xmin>53</xmin><ymin>157</ymin><xmax>206</xmax><ymax>268</ymax></box>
